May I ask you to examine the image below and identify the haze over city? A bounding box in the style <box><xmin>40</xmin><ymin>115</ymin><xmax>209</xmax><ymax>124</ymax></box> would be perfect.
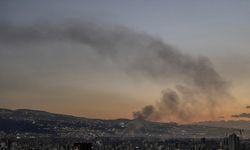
<box><xmin>1</xmin><ymin>0</ymin><xmax>250</xmax><ymax>124</ymax></box>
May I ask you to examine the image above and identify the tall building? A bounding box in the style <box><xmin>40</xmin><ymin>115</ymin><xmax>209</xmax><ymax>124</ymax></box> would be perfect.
<box><xmin>228</xmin><ymin>133</ymin><xmax>240</xmax><ymax>150</ymax></box>
<box><xmin>222</xmin><ymin>137</ymin><xmax>229</xmax><ymax>149</ymax></box>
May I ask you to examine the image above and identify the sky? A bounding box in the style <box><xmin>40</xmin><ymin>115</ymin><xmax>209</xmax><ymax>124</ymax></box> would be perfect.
<box><xmin>0</xmin><ymin>0</ymin><xmax>250</xmax><ymax>123</ymax></box>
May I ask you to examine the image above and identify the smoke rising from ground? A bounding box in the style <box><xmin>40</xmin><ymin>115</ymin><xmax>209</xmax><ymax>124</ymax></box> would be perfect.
<box><xmin>0</xmin><ymin>21</ymin><xmax>233</xmax><ymax>122</ymax></box>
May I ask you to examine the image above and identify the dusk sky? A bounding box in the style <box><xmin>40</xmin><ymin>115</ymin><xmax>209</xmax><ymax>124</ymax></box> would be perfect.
<box><xmin>1</xmin><ymin>0</ymin><xmax>250</xmax><ymax>123</ymax></box>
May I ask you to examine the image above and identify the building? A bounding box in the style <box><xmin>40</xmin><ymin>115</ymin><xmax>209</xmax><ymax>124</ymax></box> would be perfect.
<box><xmin>228</xmin><ymin>133</ymin><xmax>240</xmax><ymax>150</ymax></box>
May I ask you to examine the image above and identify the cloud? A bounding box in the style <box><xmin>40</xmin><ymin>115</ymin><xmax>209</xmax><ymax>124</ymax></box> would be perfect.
<box><xmin>232</xmin><ymin>113</ymin><xmax>250</xmax><ymax>118</ymax></box>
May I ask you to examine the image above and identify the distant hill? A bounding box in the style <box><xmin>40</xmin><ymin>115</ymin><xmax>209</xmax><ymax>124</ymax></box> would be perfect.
<box><xmin>1</xmin><ymin>108</ymin><xmax>250</xmax><ymax>139</ymax></box>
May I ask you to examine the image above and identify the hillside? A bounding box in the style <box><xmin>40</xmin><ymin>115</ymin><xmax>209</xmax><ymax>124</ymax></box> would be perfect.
<box><xmin>1</xmin><ymin>108</ymin><xmax>249</xmax><ymax>139</ymax></box>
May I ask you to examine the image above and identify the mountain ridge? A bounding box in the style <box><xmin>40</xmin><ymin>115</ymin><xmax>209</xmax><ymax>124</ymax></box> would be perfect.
<box><xmin>1</xmin><ymin>108</ymin><xmax>250</xmax><ymax>139</ymax></box>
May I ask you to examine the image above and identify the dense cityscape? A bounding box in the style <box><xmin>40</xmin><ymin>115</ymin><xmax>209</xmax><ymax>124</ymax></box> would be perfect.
<box><xmin>0</xmin><ymin>133</ymin><xmax>249</xmax><ymax>150</ymax></box>
<box><xmin>1</xmin><ymin>109</ymin><xmax>250</xmax><ymax>150</ymax></box>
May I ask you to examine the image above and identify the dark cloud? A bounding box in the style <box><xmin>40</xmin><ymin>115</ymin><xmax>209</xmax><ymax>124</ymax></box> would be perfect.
<box><xmin>0</xmin><ymin>21</ymin><xmax>233</xmax><ymax>122</ymax></box>
<box><xmin>232</xmin><ymin>113</ymin><xmax>250</xmax><ymax>118</ymax></box>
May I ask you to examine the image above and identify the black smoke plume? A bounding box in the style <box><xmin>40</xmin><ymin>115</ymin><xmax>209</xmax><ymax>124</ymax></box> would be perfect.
<box><xmin>0</xmin><ymin>21</ymin><xmax>233</xmax><ymax>122</ymax></box>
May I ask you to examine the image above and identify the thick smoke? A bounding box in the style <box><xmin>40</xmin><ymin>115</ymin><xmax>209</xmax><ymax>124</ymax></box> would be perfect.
<box><xmin>0</xmin><ymin>21</ymin><xmax>233</xmax><ymax>122</ymax></box>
